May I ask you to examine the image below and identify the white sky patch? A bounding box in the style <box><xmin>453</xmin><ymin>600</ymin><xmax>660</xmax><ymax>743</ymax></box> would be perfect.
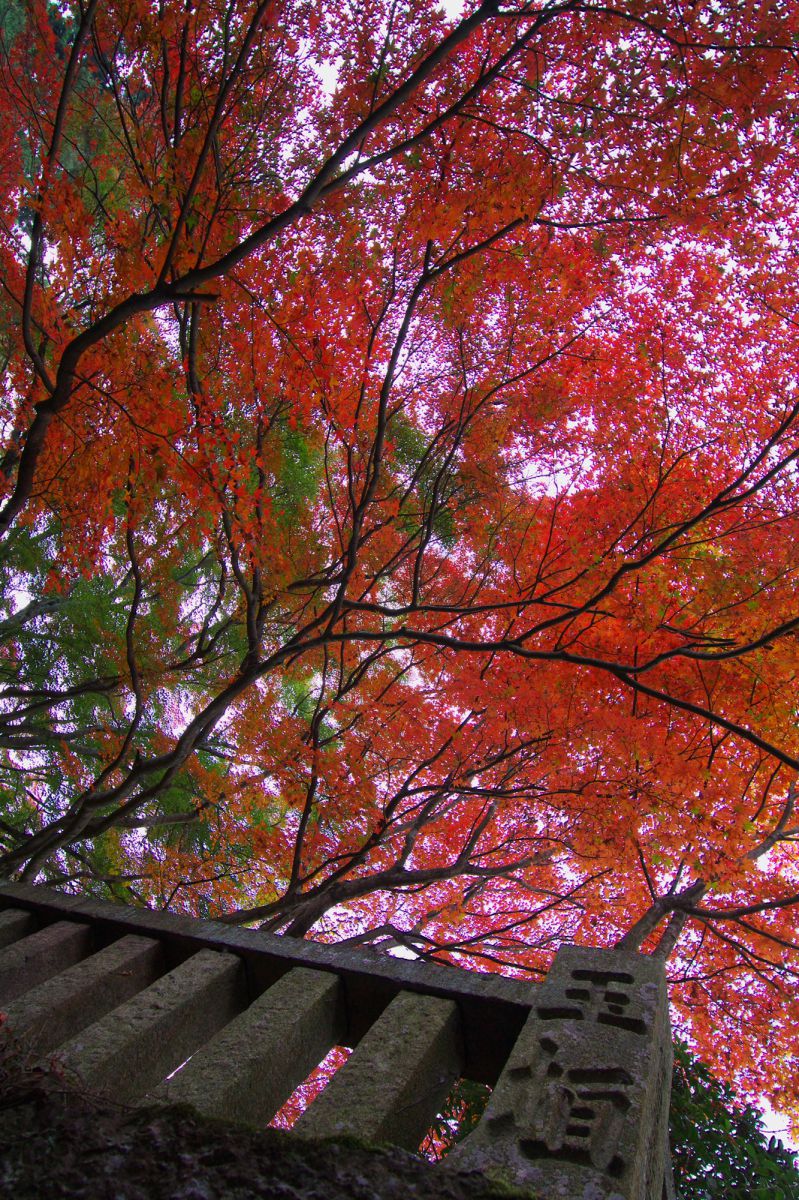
<box><xmin>388</xmin><ymin>943</ymin><xmax>419</xmax><ymax>959</ymax></box>
<box><xmin>315</xmin><ymin>56</ymin><xmax>342</xmax><ymax>97</ymax></box>
<box><xmin>8</xmin><ymin>586</ymin><xmax>33</xmax><ymax>616</ymax></box>
<box><xmin>762</xmin><ymin>1100</ymin><xmax>798</xmax><ymax>1152</ymax></box>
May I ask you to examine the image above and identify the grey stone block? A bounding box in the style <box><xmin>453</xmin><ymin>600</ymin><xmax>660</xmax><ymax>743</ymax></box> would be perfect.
<box><xmin>0</xmin><ymin>882</ymin><xmax>534</xmax><ymax>1083</ymax></box>
<box><xmin>150</xmin><ymin>965</ymin><xmax>345</xmax><ymax>1124</ymax></box>
<box><xmin>2</xmin><ymin>933</ymin><xmax>165</xmax><ymax>1055</ymax></box>
<box><xmin>296</xmin><ymin>990</ymin><xmax>463</xmax><ymax>1151</ymax></box>
<box><xmin>450</xmin><ymin>945</ymin><xmax>672</xmax><ymax>1200</ymax></box>
<box><xmin>0</xmin><ymin>908</ymin><xmax>36</xmax><ymax>949</ymax></box>
<box><xmin>0</xmin><ymin>920</ymin><xmax>92</xmax><ymax>1004</ymax></box>
<box><xmin>54</xmin><ymin>948</ymin><xmax>246</xmax><ymax>1102</ymax></box>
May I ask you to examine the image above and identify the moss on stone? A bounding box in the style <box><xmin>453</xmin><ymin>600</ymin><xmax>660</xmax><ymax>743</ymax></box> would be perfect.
<box><xmin>0</xmin><ymin>1041</ymin><xmax>537</xmax><ymax>1200</ymax></box>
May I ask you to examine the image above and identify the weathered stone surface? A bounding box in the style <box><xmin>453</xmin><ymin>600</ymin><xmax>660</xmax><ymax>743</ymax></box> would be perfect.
<box><xmin>0</xmin><ymin>908</ymin><xmax>36</xmax><ymax>949</ymax></box>
<box><xmin>150</xmin><ymin>965</ymin><xmax>345</xmax><ymax>1124</ymax></box>
<box><xmin>296</xmin><ymin>990</ymin><xmax>463</xmax><ymax>1151</ymax></box>
<box><xmin>1</xmin><ymin>1060</ymin><xmax>536</xmax><ymax>1200</ymax></box>
<box><xmin>54</xmin><ymin>948</ymin><xmax>246</xmax><ymax>1102</ymax></box>
<box><xmin>0</xmin><ymin>881</ymin><xmax>533</xmax><ymax>1084</ymax></box>
<box><xmin>663</xmin><ymin>1151</ymin><xmax>677</xmax><ymax>1200</ymax></box>
<box><xmin>450</xmin><ymin>946</ymin><xmax>672</xmax><ymax>1200</ymax></box>
<box><xmin>0</xmin><ymin>884</ymin><xmax>675</xmax><ymax>1200</ymax></box>
<box><xmin>2</xmin><ymin>934</ymin><xmax>165</xmax><ymax>1055</ymax></box>
<box><xmin>0</xmin><ymin>920</ymin><xmax>92</xmax><ymax>1005</ymax></box>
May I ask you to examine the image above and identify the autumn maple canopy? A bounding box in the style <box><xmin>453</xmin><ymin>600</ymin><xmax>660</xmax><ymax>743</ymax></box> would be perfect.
<box><xmin>1</xmin><ymin>0</ymin><xmax>799</xmax><ymax>1120</ymax></box>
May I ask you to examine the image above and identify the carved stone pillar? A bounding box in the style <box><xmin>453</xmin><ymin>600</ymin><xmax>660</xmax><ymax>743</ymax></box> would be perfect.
<box><xmin>451</xmin><ymin>946</ymin><xmax>672</xmax><ymax>1200</ymax></box>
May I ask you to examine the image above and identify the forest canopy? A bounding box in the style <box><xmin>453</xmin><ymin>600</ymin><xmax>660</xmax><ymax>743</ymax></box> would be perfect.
<box><xmin>1</xmin><ymin>0</ymin><xmax>799</xmax><ymax>1127</ymax></box>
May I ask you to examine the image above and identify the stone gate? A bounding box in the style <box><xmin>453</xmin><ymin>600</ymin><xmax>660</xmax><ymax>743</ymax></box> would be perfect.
<box><xmin>0</xmin><ymin>883</ymin><xmax>675</xmax><ymax>1199</ymax></box>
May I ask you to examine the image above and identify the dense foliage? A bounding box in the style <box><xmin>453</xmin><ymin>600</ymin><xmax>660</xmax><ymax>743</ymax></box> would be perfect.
<box><xmin>670</xmin><ymin>1042</ymin><xmax>799</xmax><ymax>1200</ymax></box>
<box><xmin>1</xmin><ymin>0</ymin><xmax>799</xmax><ymax>1125</ymax></box>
